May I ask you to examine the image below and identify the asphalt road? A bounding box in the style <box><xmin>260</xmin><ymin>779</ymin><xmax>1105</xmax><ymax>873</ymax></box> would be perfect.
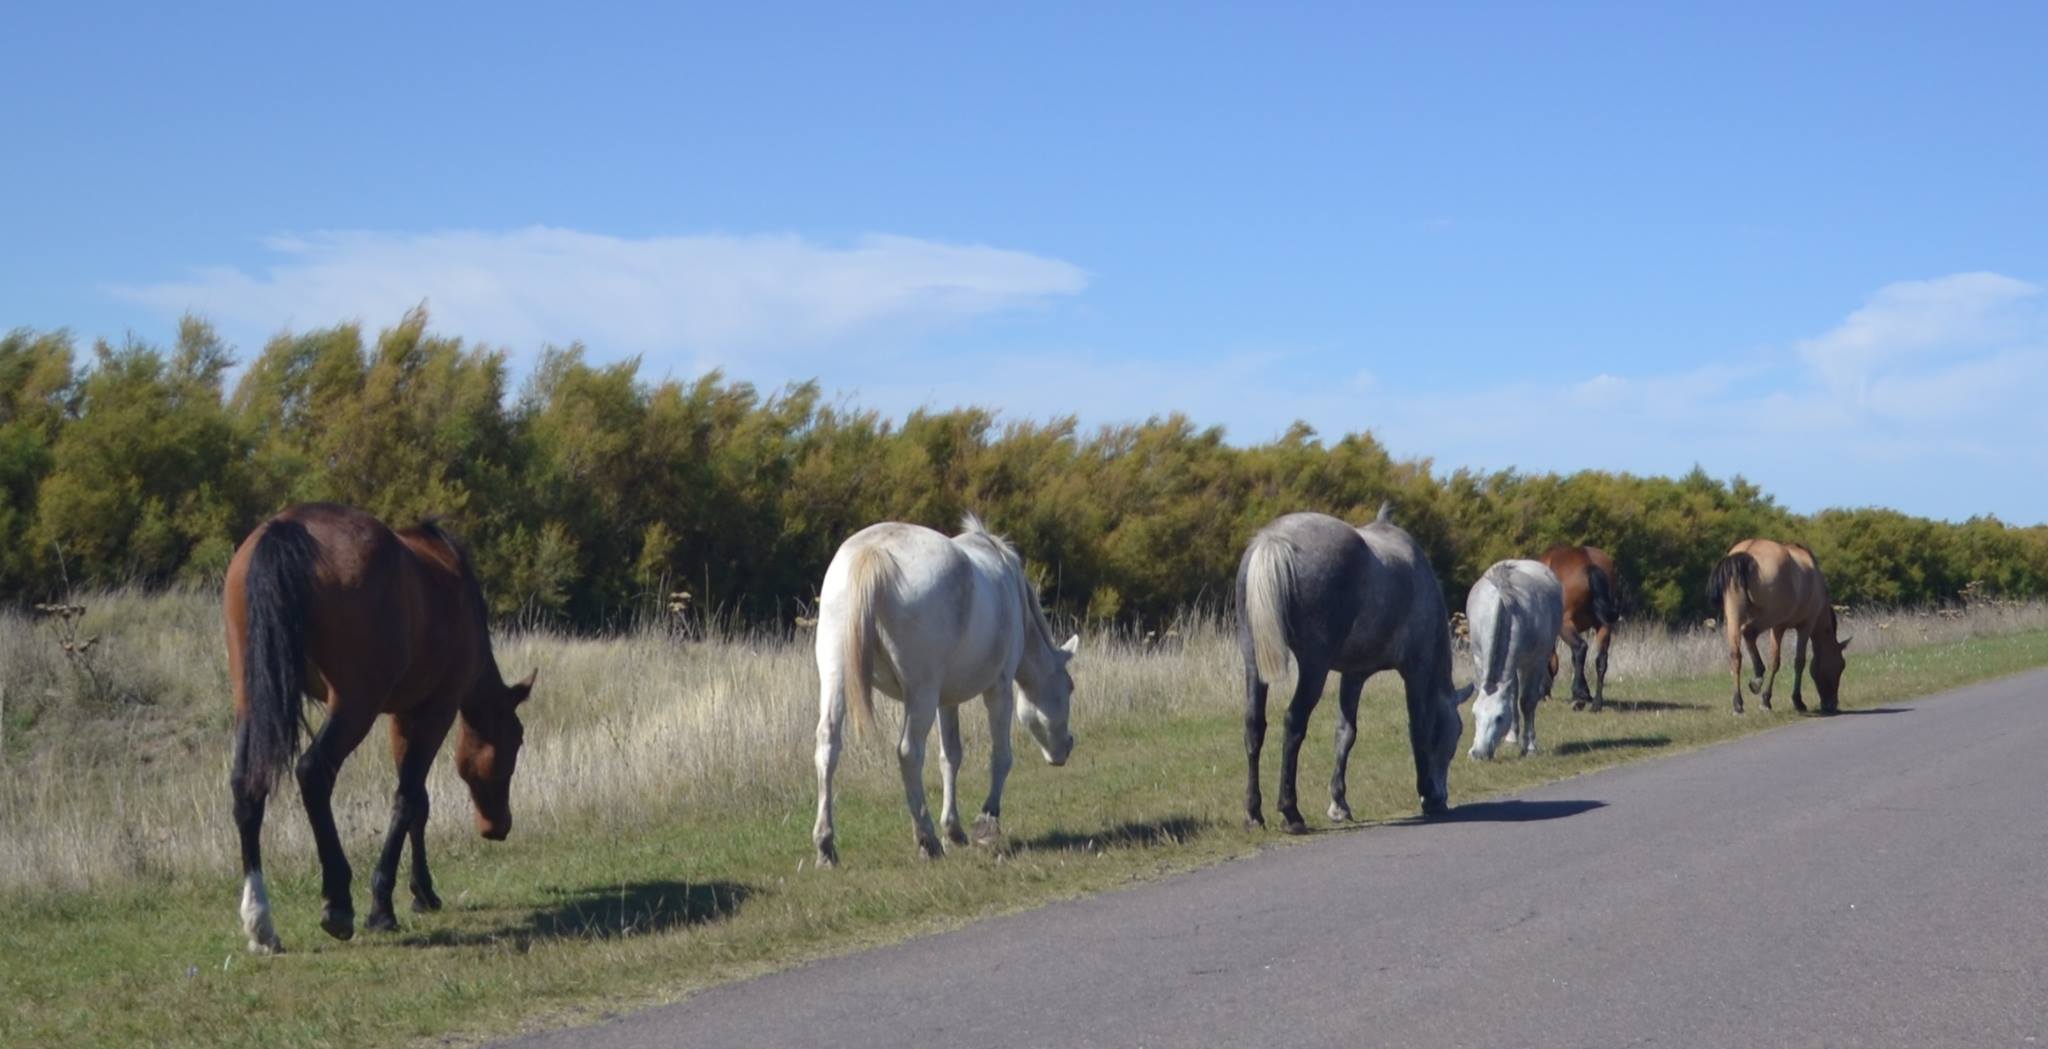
<box><xmin>502</xmin><ymin>670</ymin><xmax>2048</xmax><ymax>1049</ymax></box>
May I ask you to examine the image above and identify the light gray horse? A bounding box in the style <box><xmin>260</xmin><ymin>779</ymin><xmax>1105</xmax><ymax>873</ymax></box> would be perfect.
<box><xmin>1237</xmin><ymin>506</ymin><xmax>1464</xmax><ymax>832</ymax></box>
<box><xmin>1465</xmin><ymin>559</ymin><xmax>1564</xmax><ymax>760</ymax></box>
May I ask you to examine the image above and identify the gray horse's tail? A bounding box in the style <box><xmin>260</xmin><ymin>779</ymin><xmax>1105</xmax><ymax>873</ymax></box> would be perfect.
<box><xmin>1706</xmin><ymin>552</ymin><xmax>1757</xmax><ymax>616</ymax></box>
<box><xmin>839</xmin><ymin>544</ymin><xmax>895</xmax><ymax>740</ymax></box>
<box><xmin>1244</xmin><ymin>532</ymin><xmax>1297</xmax><ymax>684</ymax></box>
<box><xmin>1585</xmin><ymin>563</ymin><xmax>1618</xmax><ymax>628</ymax></box>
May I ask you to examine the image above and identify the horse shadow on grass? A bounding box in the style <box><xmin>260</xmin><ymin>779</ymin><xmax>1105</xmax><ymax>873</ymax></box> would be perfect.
<box><xmin>400</xmin><ymin>879</ymin><xmax>753</xmax><ymax>949</ymax></box>
<box><xmin>1021</xmin><ymin>815</ymin><xmax>1209</xmax><ymax>854</ymax></box>
<box><xmin>1552</xmin><ymin>735</ymin><xmax>1671</xmax><ymax>757</ymax></box>
<box><xmin>1576</xmin><ymin>697</ymin><xmax>1702</xmax><ymax>713</ymax></box>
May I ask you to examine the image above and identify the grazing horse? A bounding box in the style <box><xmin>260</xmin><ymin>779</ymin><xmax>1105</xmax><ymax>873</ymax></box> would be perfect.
<box><xmin>1706</xmin><ymin>538</ymin><xmax>1850</xmax><ymax>715</ymax></box>
<box><xmin>1537</xmin><ymin>544</ymin><xmax>1619</xmax><ymax>710</ymax></box>
<box><xmin>812</xmin><ymin>515</ymin><xmax>1077</xmax><ymax>865</ymax></box>
<box><xmin>1238</xmin><ymin>505</ymin><xmax>1464</xmax><ymax>832</ymax></box>
<box><xmin>225</xmin><ymin>503</ymin><xmax>534</xmax><ymax>954</ymax></box>
<box><xmin>1465</xmin><ymin>560</ymin><xmax>1565</xmax><ymax>760</ymax></box>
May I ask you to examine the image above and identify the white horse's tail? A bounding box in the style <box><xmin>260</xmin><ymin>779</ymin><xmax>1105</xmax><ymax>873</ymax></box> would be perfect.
<box><xmin>1245</xmin><ymin>533</ymin><xmax>1297</xmax><ymax>684</ymax></box>
<box><xmin>839</xmin><ymin>544</ymin><xmax>894</xmax><ymax>739</ymax></box>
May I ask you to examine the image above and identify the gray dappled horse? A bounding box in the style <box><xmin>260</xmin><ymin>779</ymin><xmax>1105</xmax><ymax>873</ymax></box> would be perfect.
<box><xmin>1236</xmin><ymin>506</ymin><xmax>1464</xmax><ymax>832</ymax></box>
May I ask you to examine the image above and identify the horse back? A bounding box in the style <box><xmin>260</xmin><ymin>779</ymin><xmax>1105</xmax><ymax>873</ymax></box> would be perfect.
<box><xmin>1724</xmin><ymin>538</ymin><xmax>1830</xmax><ymax>630</ymax></box>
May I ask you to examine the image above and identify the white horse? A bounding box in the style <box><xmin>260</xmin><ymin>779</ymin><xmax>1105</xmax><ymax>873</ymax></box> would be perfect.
<box><xmin>1465</xmin><ymin>559</ymin><xmax>1565</xmax><ymax>760</ymax></box>
<box><xmin>812</xmin><ymin>515</ymin><xmax>1078</xmax><ymax>865</ymax></box>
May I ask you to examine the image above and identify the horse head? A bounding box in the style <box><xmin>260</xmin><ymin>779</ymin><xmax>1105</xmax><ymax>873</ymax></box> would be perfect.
<box><xmin>457</xmin><ymin>668</ymin><xmax>536</xmax><ymax>840</ymax></box>
<box><xmin>1019</xmin><ymin>635</ymin><xmax>1079</xmax><ymax>766</ymax></box>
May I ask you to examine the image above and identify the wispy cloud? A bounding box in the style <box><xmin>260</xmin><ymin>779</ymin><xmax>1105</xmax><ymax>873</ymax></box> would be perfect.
<box><xmin>111</xmin><ymin>227</ymin><xmax>1087</xmax><ymax>364</ymax></box>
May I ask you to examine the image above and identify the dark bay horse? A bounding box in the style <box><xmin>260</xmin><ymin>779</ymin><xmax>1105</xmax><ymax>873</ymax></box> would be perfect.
<box><xmin>1706</xmin><ymin>538</ymin><xmax>1849</xmax><ymax>715</ymax></box>
<box><xmin>226</xmin><ymin>503</ymin><xmax>534</xmax><ymax>953</ymax></box>
<box><xmin>1537</xmin><ymin>544</ymin><xmax>1619</xmax><ymax>710</ymax></box>
<box><xmin>1237</xmin><ymin>505</ymin><xmax>1463</xmax><ymax>832</ymax></box>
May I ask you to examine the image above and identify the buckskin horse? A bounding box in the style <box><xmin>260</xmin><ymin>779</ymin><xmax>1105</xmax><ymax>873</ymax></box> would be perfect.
<box><xmin>1705</xmin><ymin>538</ymin><xmax>1850</xmax><ymax>715</ymax></box>
<box><xmin>1537</xmin><ymin>544</ymin><xmax>1619</xmax><ymax>710</ymax></box>
<box><xmin>225</xmin><ymin>503</ymin><xmax>535</xmax><ymax>954</ymax></box>
<box><xmin>1237</xmin><ymin>505</ymin><xmax>1464</xmax><ymax>832</ymax></box>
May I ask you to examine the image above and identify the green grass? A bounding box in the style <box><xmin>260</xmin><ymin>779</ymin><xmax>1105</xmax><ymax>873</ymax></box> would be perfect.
<box><xmin>5</xmin><ymin>614</ymin><xmax>2048</xmax><ymax>1049</ymax></box>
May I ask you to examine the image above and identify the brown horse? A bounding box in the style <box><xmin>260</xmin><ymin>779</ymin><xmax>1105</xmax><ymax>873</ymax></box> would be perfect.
<box><xmin>225</xmin><ymin>503</ymin><xmax>534</xmax><ymax>954</ymax></box>
<box><xmin>1705</xmin><ymin>538</ymin><xmax>1849</xmax><ymax>715</ymax></box>
<box><xmin>1537</xmin><ymin>544</ymin><xmax>1619</xmax><ymax>710</ymax></box>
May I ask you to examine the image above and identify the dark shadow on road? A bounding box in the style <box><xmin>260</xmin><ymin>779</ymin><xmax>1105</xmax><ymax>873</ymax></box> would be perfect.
<box><xmin>399</xmin><ymin>880</ymin><xmax>753</xmax><ymax>949</ymax></box>
<box><xmin>1024</xmin><ymin>815</ymin><xmax>1209</xmax><ymax>853</ymax></box>
<box><xmin>1823</xmin><ymin>707</ymin><xmax>1912</xmax><ymax>716</ymax></box>
<box><xmin>1553</xmin><ymin>736</ymin><xmax>1671</xmax><ymax>756</ymax></box>
<box><xmin>1402</xmin><ymin>799</ymin><xmax>1607</xmax><ymax>825</ymax></box>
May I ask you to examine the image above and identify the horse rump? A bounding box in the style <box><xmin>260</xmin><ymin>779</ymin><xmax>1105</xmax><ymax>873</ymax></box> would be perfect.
<box><xmin>1704</xmin><ymin>551</ymin><xmax>1758</xmax><ymax>611</ymax></box>
<box><xmin>235</xmin><ymin>519</ymin><xmax>319</xmax><ymax>800</ymax></box>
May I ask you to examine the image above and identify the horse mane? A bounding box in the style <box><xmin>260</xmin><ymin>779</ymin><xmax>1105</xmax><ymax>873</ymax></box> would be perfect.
<box><xmin>958</xmin><ymin>512</ymin><xmax>1059</xmax><ymax>651</ymax></box>
<box><xmin>408</xmin><ymin>518</ymin><xmax>493</xmax><ymax>641</ymax></box>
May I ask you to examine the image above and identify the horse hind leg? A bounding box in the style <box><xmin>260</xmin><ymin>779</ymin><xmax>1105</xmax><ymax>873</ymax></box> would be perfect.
<box><xmin>1327</xmin><ymin>672</ymin><xmax>1365</xmax><ymax>822</ymax></box>
<box><xmin>230</xmin><ymin>735</ymin><xmax>283</xmax><ymax>954</ymax></box>
<box><xmin>896</xmin><ymin>689</ymin><xmax>944</xmax><ymax>859</ymax></box>
<box><xmin>1744</xmin><ymin>629</ymin><xmax>1767</xmax><ymax>695</ymax></box>
<box><xmin>1276</xmin><ymin>661</ymin><xmax>1330</xmax><ymax>834</ymax></box>
<box><xmin>1243</xmin><ymin>661</ymin><xmax>1269</xmax><ymax>831</ymax></box>
<box><xmin>937</xmin><ymin>705</ymin><xmax>969</xmax><ymax>847</ymax></box>
<box><xmin>1590</xmin><ymin>625</ymin><xmax>1612</xmax><ymax>712</ymax></box>
<box><xmin>812</xmin><ymin>668</ymin><xmax>847</xmax><ymax>867</ymax></box>
<box><xmin>1758</xmin><ymin>629</ymin><xmax>1785</xmax><ymax>711</ymax></box>
<box><xmin>1564</xmin><ymin>625</ymin><xmax>1593</xmax><ymax>707</ymax></box>
<box><xmin>297</xmin><ymin>698</ymin><xmax>379</xmax><ymax>941</ymax></box>
<box><xmin>1726</xmin><ymin>622</ymin><xmax>1747</xmax><ymax>715</ymax></box>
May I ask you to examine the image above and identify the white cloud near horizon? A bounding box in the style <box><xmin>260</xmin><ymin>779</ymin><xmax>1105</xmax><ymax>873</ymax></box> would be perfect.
<box><xmin>111</xmin><ymin>227</ymin><xmax>1087</xmax><ymax>364</ymax></box>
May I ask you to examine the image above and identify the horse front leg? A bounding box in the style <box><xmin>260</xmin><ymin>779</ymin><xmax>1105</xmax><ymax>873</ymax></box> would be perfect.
<box><xmin>1790</xmin><ymin>630</ymin><xmax>1811</xmax><ymax>713</ymax></box>
<box><xmin>1758</xmin><ymin>628</ymin><xmax>1785</xmax><ymax>711</ymax></box>
<box><xmin>1327</xmin><ymin>672</ymin><xmax>1365</xmax><ymax>822</ymax></box>
<box><xmin>896</xmin><ymin>691</ymin><xmax>943</xmax><ymax>859</ymax></box>
<box><xmin>812</xmin><ymin>671</ymin><xmax>846</xmax><ymax>867</ymax></box>
<box><xmin>1404</xmin><ymin>670</ymin><xmax>1458</xmax><ymax>815</ymax></box>
<box><xmin>975</xmin><ymin>682</ymin><xmax>1016</xmax><ymax>846</ymax></box>
<box><xmin>937</xmin><ymin>704</ymin><xmax>968</xmax><ymax>847</ymax></box>
<box><xmin>296</xmin><ymin>703</ymin><xmax>377</xmax><ymax>941</ymax></box>
<box><xmin>1243</xmin><ymin>661</ymin><xmax>1269</xmax><ymax>830</ymax></box>
<box><xmin>1276</xmin><ymin>662</ymin><xmax>1329</xmax><ymax>834</ymax></box>
<box><xmin>369</xmin><ymin>708</ymin><xmax>452</xmax><ymax>931</ymax></box>
<box><xmin>229</xmin><ymin>734</ymin><xmax>282</xmax><ymax>954</ymax></box>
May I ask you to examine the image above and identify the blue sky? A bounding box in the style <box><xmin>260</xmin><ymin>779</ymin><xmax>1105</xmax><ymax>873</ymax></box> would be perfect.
<box><xmin>5</xmin><ymin>3</ymin><xmax>2045</xmax><ymax>522</ymax></box>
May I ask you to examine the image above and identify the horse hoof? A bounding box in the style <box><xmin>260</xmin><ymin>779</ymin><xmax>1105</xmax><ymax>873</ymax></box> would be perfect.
<box><xmin>1282</xmin><ymin>819</ymin><xmax>1310</xmax><ymax>836</ymax></box>
<box><xmin>1327</xmin><ymin>802</ymin><xmax>1353</xmax><ymax>823</ymax></box>
<box><xmin>972</xmin><ymin>815</ymin><xmax>1002</xmax><ymax>846</ymax></box>
<box><xmin>945</xmin><ymin>824</ymin><xmax>969</xmax><ymax>847</ymax></box>
<box><xmin>246</xmin><ymin>936</ymin><xmax>284</xmax><ymax>956</ymax></box>
<box><xmin>1570</xmin><ymin>700</ymin><xmax>1587</xmax><ymax>711</ymax></box>
<box><xmin>915</xmin><ymin>836</ymin><xmax>945</xmax><ymax>860</ymax></box>
<box><xmin>364</xmin><ymin>910</ymin><xmax>399</xmax><ymax>933</ymax></box>
<box><xmin>1420</xmin><ymin>797</ymin><xmax>1451</xmax><ymax>819</ymax></box>
<box><xmin>411</xmin><ymin>891</ymin><xmax>443</xmax><ymax>913</ymax></box>
<box><xmin>320</xmin><ymin>909</ymin><xmax>356</xmax><ymax>942</ymax></box>
<box><xmin>1244</xmin><ymin>815</ymin><xmax>1265</xmax><ymax>832</ymax></box>
<box><xmin>1747</xmin><ymin>679</ymin><xmax>1763</xmax><ymax>695</ymax></box>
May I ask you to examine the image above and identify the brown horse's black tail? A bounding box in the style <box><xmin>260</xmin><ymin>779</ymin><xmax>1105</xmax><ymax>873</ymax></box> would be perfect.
<box><xmin>234</xmin><ymin>519</ymin><xmax>318</xmax><ymax>801</ymax></box>
<box><xmin>1705</xmin><ymin>552</ymin><xmax>1757</xmax><ymax>614</ymax></box>
<box><xmin>1585</xmin><ymin>563</ymin><xmax>1619</xmax><ymax>628</ymax></box>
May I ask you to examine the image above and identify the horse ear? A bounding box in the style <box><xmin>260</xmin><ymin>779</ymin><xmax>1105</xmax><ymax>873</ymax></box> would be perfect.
<box><xmin>1455</xmin><ymin>683</ymin><xmax>1476</xmax><ymax>705</ymax></box>
<box><xmin>1059</xmin><ymin>634</ymin><xmax>1080</xmax><ymax>658</ymax></box>
<box><xmin>1838</xmin><ymin>636</ymin><xmax>1852</xmax><ymax>651</ymax></box>
<box><xmin>510</xmin><ymin>668</ymin><xmax>538</xmax><ymax>706</ymax></box>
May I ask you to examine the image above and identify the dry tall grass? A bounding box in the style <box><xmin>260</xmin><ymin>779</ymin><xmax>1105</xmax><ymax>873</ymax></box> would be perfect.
<box><xmin>3</xmin><ymin>590</ymin><xmax>2043</xmax><ymax>893</ymax></box>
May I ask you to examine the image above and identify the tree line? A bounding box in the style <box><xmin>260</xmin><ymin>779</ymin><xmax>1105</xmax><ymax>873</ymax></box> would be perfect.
<box><xmin>4</xmin><ymin>311</ymin><xmax>2046</xmax><ymax>629</ymax></box>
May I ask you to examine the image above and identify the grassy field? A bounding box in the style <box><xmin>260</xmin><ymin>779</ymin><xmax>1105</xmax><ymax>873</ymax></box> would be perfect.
<box><xmin>4</xmin><ymin>592</ymin><xmax>2047</xmax><ymax>1048</ymax></box>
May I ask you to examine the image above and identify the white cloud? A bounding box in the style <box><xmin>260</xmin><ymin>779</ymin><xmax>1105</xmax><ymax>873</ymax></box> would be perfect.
<box><xmin>1796</xmin><ymin>271</ymin><xmax>2040</xmax><ymax>403</ymax></box>
<box><xmin>111</xmin><ymin>227</ymin><xmax>1087</xmax><ymax>364</ymax></box>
